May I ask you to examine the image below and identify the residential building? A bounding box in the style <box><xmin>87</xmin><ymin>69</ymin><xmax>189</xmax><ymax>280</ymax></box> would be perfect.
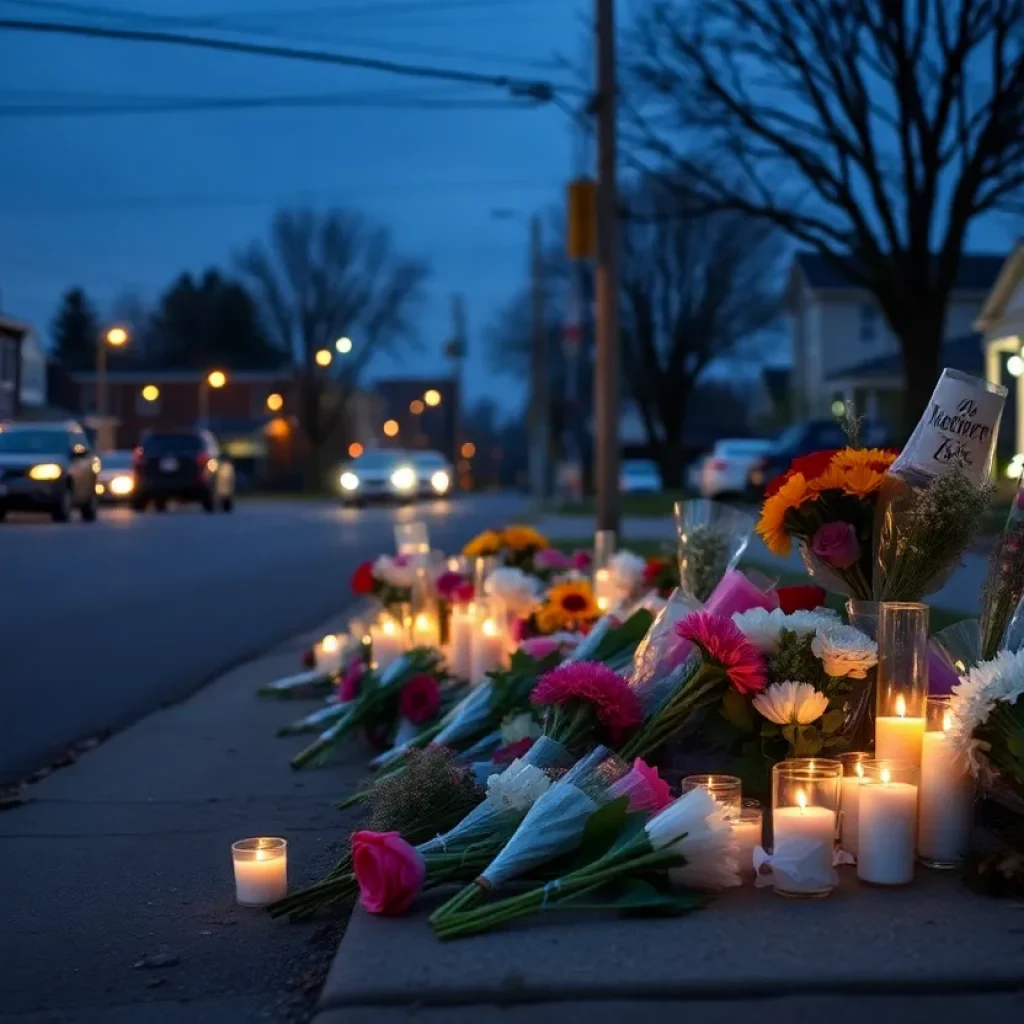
<box><xmin>0</xmin><ymin>314</ymin><xmax>30</xmax><ymax>420</ymax></box>
<box><xmin>787</xmin><ymin>252</ymin><xmax>1003</xmax><ymax>427</ymax></box>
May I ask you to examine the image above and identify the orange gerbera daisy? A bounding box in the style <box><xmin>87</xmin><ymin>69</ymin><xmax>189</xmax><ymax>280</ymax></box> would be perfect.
<box><xmin>840</xmin><ymin>463</ymin><xmax>887</xmax><ymax>497</ymax></box>
<box><xmin>757</xmin><ymin>472</ymin><xmax>811</xmax><ymax>556</ymax></box>
<box><xmin>463</xmin><ymin>529</ymin><xmax>503</xmax><ymax>558</ymax></box>
<box><xmin>833</xmin><ymin>447</ymin><xmax>898</xmax><ymax>472</ymax></box>
<box><xmin>807</xmin><ymin>463</ymin><xmax>849</xmax><ymax>494</ymax></box>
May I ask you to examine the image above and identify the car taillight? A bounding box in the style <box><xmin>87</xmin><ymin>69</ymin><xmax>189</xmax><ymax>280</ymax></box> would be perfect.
<box><xmin>132</xmin><ymin>446</ymin><xmax>144</xmax><ymax>469</ymax></box>
<box><xmin>709</xmin><ymin>458</ymin><xmax>728</xmax><ymax>471</ymax></box>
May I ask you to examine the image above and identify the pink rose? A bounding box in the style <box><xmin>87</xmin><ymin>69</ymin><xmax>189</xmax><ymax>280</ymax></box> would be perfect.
<box><xmin>810</xmin><ymin>521</ymin><xmax>861</xmax><ymax>569</ymax></box>
<box><xmin>435</xmin><ymin>570</ymin><xmax>469</xmax><ymax>602</ymax></box>
<box><xmin>609</xmin><ymin>758</ymin><xmax>672</xmax><ymax>812</ymax></box>
<box><xmin>351</xmin><ymin>831</ymin><xmax>426</xmax><ymax>915</ymax></box>
<box><xmin>510</xmin><ymin>617</ymin><xmax>530</xmax><ymax>644</ymax></box>
<box><xmin>570</xmin><ymin>549</ymin><xmax>592</xmax><ymax>571</ymax></box>
<box><xmin>338</xmin><ymin>660</ymin><xmax>364</xmax><ymax>703</ymax></box>
<box><xmin>519</xmin><ymin>636</ymin><xmax>560</xmax><ymax>660</ymax></box>
<box><xmin>534</xmin><ymin>547</ymin><xmax>571</xmax><ymax>571</ymax></box>
<box><xmin>453</xmin><ymin>581</ymin><xmax>475</xmax><ymax>605</ymax></box>
<box><xmin>399</xmin><ymin>673</ymin><xmax>441</xmax><ymax>723</ymax></box>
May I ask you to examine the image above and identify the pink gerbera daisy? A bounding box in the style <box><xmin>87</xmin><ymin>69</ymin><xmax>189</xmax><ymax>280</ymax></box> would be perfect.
<box><xmin>675</xmin><ymin>612</ymin><xmax>767</xmax><ymax>695</ymax></box>
<box><xmin>531</xmin><ymin>662</ymin><xmax>642</xmax><ymax>745</ymax></box>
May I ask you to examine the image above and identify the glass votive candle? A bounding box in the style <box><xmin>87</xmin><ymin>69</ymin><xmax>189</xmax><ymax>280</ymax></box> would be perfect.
<box><xmin>394</xmin><ymin>520</ymin><xmax>430</xmax><ymax>559</ymax></box>
<box><xmin>732</xmin><ymin>799</ymin><xmax>762</xmax><ymax>878</ymax></box>
<box><xmin>232</xmin><ymin>837</ymin><xmax>287</xmax><ymax>906</ymax></box>
<box><xmin>836</xmin><ymin>751</ymin><xmax>872</xmax><ymax>856</ymax></box>
<box><xmin>875</xmin><ymin>602</ymin><xmax>928</xmax><ymax>768</ymax></box>
<box><xmin>681</xmin><ymin>774</ymin><xmax>742</xmax><ymax>819</ymax></box>
<box><xmin>857</xmin><ymin>759</ymin><xmax>918</xmax><ymax>886</ymax></box>
<box><xmin>594</xmin><ymin>567</ymin><xmax>617</xmax><ymax>612</ymax></box>
<box><xmin>918</xmin><ymin>697</ymin><xmax>973</xmax><ymax>869</ymax></box>
<box><xmin>473</xmin><ymin>555</ymin><xmax>499</xmax><ymax>597</ymax></box>
<box><xmin>771</xmin><ymin>759</ymin><xmax>841</xmax><ymax>898</ymax></box>
<box><xmin>314</xmin><ymin>633</ymin><xmax>343</xmax><ymax>674</ymax></box>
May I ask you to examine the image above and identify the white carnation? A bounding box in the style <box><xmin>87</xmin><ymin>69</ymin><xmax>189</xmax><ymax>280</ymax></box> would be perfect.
<box><xmin>500</xmin><ymin>712</ymin><xmax>541</xmax><ymax>745</ymax></box>
<box><xmin>810</xmin><ymin>623</ymin><xmax>878</xmax><ymax>679</ymax></box>
<box><xmin>948</xmin><ymin>648</ymin><xmax>1024</xmax><ymax>774</ymax></box>
<box><xmin>372</xmin><ymin>555</ymin><xmax>416</xmax><ymax>589</ymax></box>
<box><xmin>753</xmin><ymin>681</ymin><xmax>829</xmax><ymax>726</ymax></box>
<box><xmin>732</xmin><ymin>607</ymin><xmax>839</xmax><ymax>653</ymax></box>
<box><xmin>608</xmin><ymin>550</ymin><xmax>647</xmax><ymax>595</ymax></box>
<box><xmin>485</xmin><ymin>567</ymin><xmax>542</xmax><ymax>616</ymax></box>
<box><xmin>485</xmin><ymin>759</ymin><xmax>552</xmax><ymax>813</ymax></box>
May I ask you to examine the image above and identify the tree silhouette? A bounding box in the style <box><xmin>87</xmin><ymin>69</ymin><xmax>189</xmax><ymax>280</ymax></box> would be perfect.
<box><xmin>50</xmin><ymin>287</ymin><xmax>100</xmax><ymax>370</ymax></box>
<box><xmin>629</xmin><ymin>0</ymin><xmax>1024</xmax><ymax>430</ymax></box>
<box><xmin>238</xmin><ymin>208</ymin><xmax>428</xmax><ymax>484</ymax></box>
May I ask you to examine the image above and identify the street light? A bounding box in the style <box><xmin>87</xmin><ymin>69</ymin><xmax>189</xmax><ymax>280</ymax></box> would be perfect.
<box><xmin>106</xmin><ymin>326</ymin><xmax>128</xmax><ymax>348</ymax></box>
<box><xmin>198</xmin><ymin>369</ymin><xmax>228</xmax><ymax>428</ymax></box>
<box><xmin>207</xmin><ymin>370</ymin><xmax>227</xmax><ymax>389</ymax></box>
<box><xmin>141</xmin><ymin>384</ymin><xmax>160</xmax><ymax>402</ymax></box>
<box><xmin>409</xmin><ymin>398</ymin><xmax>424</xmax><ymax>414</ymax></box>
<box><xmin>348</xmin><ymin>441</ymin><xmax>364</xmax><ymax>458</ymax></box>
<box><xmin>460</xmin><ymin>441</ymin><xmax>476</xmax><ymax>459</ymax></box>
<box><xmin>315</xmin><ymin>348</ymin><xmax>333</xmax><ymax>367</ymax></box>
<box><xmin>383</xmin><ymin>419</ymin><xmax>400</xmax><ymax>438</ymax></box>
<box><xmin>266</xmin><ymin>392</ymin><xmax>284</xmax><ymax>412</ymax></box>
<box><xmin>96</xmin><ymin>325</ymin><xmax>130</xmax><ymax>452</ymax></box>
<box><xmin>335</xmin><ymin>336</ymin><xmax>352</xmax><ymax>354</ymax></box>
<box><xmin>1009</xmin><ymin>354</ymin><xmax>1024</xmax><ymax>378</ymax></box>
<box><xmin>424</xmin><ymin>388</ymin><xmax>441</xmax><ymax>407</ymax></box>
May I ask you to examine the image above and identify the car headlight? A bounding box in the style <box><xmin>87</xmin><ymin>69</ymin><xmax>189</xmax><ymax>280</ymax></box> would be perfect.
<box><xmin>430</xmin><ymin>470</ymin><xmax>450</xmax><ymax>494</ymax></box>
<box><xmin>390</xmin><ymin>465</ymin><xmax>417</xmax><ymax>491</ymax></box>
<box><xmin>29</xmin><ymin>463</ymin><xmax>63</xmax><ymax>481</ymax></box>
<box><xmin>109</xmin><ymin>474</ymin><xmax>134</xmax><ymax>495</ymax></box>
<box><xmin>339</xmin><ymin>471</ymin><xmax>360</xmax><ymax>492</ymax></box>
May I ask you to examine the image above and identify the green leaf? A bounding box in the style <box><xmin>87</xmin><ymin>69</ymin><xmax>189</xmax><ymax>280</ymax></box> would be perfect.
<box><xmin>721</xmin><ymin>690</ymin><xmax>755</xmax><ymax>732</ymax></box>
<box><xmin>575</xmin><ymin>796</ymin><xmax>630</xmax><ymax>862</ymax></box>
<box><xmin>586</xmin><ymin>609</ymin><xmax>655</xmax><ymax>663</ymax></box>
<box><xmin>820</xmin><ymin>709</ymin><xmax>845</xmax><ymax>735</ymax></box>
<box><xmin>569</xmin><ymin>879</ymin><xmax>711</xmax><ymax>917</ymax></box>
<box><xmin>795</xmin><ymin>726</ymin><xmax>823</xmax><ymax>756</ymax></box>
<box><xmin>760</xmin><ymin>722</ymin><xmax>780</xmax><ymax>738</ymax></box>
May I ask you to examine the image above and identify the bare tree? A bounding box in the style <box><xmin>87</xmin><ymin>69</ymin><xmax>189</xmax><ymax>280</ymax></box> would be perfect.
<box><xmin>629</xmin><ymin>0</ymin><xmax>1024</xmax><ymax>431</ymax></box>
<box><xmin>238</xmin><ymin>209</ymin><xmax>427</xmax><ymax>483</ymax></box>
<box><xmin>620</xmin><ymin>178</ymin><xmax>783</xmax><ymax>485</ymax></box>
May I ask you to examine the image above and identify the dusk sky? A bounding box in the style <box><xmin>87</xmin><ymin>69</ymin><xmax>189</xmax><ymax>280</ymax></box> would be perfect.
<box><xmin>0</xmin><ymin>0</ymin><xmax>586</xmax><ymax>413</ymax></box>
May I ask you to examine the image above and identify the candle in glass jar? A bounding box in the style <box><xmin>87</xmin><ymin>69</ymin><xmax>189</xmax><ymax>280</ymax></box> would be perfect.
<box><xmin>858</xmin><ymin>764</ymin><xmax>918</xmax><ymax>886</ymax></box>
<box><xmin>411</xmin><ymin>611</ymin><xmax>438</xmax><ymax>648</ymax></box>
<box><xmin>370</xmin><ymin>618</ymin><xmax>406</xmax><ymax>672</ymax></box>
<box><xmin>875</xmin><ymin>694</ymin><xmax>926</xmax><ymax>767</ymax></box>
<box><xmin>772</xmin><ymin>793</ymin><xmax>837</xmax><ymax>895</ymax></box>
<box><xmin>731</xmin><ymin>804</ymin><xmax>763</xmax><ymax>877</ymax></box>
<box><xmin>449</xmin><ymin>603</ymin><xmax>474</xmax><ymax>680</ymax></box>
<box><xmin>471</xmin><ymin>617</ymin><xmax>505</xmax><ymax>685</ymax></box>
<box><xmin>314</xmin><ymin>634</ymin><xmax>343</xmax><ymax>674</ymax></box>
<box><xmin>232</xmin><ymin>837</ymin><xmax>287</xmax><ymax>906</ymax></box>
<box><xmin>681</xmin><ymin>774</ymin><xmax>742</xmax><ymax>819</ymax></box>
<box><xmin>837</xmin><ymin>752</ymin><xmax>871</xmax><ymax>855</ymax></box>
<box><xmin>594</xmin><ymin>568</ymin><xmax>616</xmax><ymax>612</ymax></box>
<box><xmin>918</xmin><ymin>706</ymin><xmax>972</xmax><ymax>867</ymax></box>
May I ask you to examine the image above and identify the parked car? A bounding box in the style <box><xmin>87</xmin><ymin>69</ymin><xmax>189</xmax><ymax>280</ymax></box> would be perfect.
<box><xmin>620</xmin><ymin>458</ymin><xmax>662</xmax><ymax>493</ymax></box>
<box><xmin>337</xmin><ymin>449</ymin><xmax>419</xmax><ymax>505</ymax></box>
<box><xmin>750</xmin><ymin>418</ymin><xmax>893</xmax><ymax>492</ymax></box>
<box><xmin>0</xmin><ymin>420</ymin><xmax>99</xmax><ymax>522</ymax></box>
<box><xmin>132</xmin><ymin>430</ymin><xmax>234</xmax><ymax>513</ymax></box>
<box><xmin>409</xmin><ymin>450</ymin><xmax>453</xmax><ymax>498</ymax></box>
<box><xmin>699</xmin><ymin>438</ymin><xmax>776</xmax><ymax>498</ymax></box>
<box><xmin>95</xmin><ymin>449</ymin><xmax>136</xmax><ymax>503</ymax></box>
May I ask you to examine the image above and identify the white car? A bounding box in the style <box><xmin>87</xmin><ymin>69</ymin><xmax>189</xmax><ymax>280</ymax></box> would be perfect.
<box><xmin>409</xmin><ymin>450</ymin><xmax>453</xmax><ymax>498</ymax></box>
<box><xmin>337</xmin><ymin>449</ymin><xmax>419</xmax><ymax>504</ymax></box>
<box><xmin>620</xmin><ymin>458</ymin><xmax>661</xmax><ymax>493</ymax></box>
<box><xmin>699</xmin><ymin>439</ymin><xmax>775</xmax><ymax>498</ymax></box>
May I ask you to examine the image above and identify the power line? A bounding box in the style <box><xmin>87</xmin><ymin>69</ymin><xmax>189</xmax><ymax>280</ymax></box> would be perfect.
<box><xmin>0</xmin><ymin>17</ymin><xmax>577</xmax><ymax>100</ymax></box>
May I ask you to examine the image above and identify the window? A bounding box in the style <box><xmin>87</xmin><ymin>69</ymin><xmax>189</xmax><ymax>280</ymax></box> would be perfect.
<box><xmin>859</xmin><ymin>303</ymin><xmax>877</xmax><ymax>343</ymax></box>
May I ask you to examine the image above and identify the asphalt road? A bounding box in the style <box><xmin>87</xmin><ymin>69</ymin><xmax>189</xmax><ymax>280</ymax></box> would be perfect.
<box><xmin>0</xmin><ymin>493</ymin><xmax>524</xmax><ymax>785</ymax></box>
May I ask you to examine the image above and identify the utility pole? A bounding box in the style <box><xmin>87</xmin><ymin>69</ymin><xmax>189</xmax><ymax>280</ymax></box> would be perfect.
<box><xmin>594</xmin><ymin>0</ymin><xmax>620</xmax><ymax>533</ymax></box>
<box><xmin>449</xmin><ymin>294</ymin><xmax>467</xmax><ymax>471</ymax></box>
<box><xmin>529</xmin><ymin>214</ymin><xmax>550</xmax><ymax>507</ymax></box>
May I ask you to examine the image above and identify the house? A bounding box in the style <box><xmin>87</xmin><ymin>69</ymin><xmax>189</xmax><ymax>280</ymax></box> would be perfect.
<box><xmin>787</xmin><ymin>252</ymin><xmax>1003</xmax><ymax>427</ymax></box>
<box><xmin>0</xmin><ymin>314</ymin><xmax>31</xmax><ymax>420</ymax></box>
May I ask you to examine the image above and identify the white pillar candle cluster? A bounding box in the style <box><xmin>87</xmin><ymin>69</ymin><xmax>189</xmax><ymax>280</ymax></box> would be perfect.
<box><xmin>370</xmin><ymin>617</ymin><xmax>407</xmax><ymax>672</ymax></box>
<box><xmin>918</xmin><ymin>702</ymin><xmax>973</xmax><ymax>867</ymax></box>
<box><xmin>448</xmin><ymin>603</ymin><xmax>475</xmax><ymax>680</ymax></box>
<box><xmin>857</xmin><ymin>762</ymin><xmax>918</xmax><ymax>886</ymax></box>
<box><xmin>232</xmin><ymin>837</ymin><xmax>287</xmax><ymax>906</ymax></box>
<box><xmin>837</xmin><ymin>752</ymin><xmax>871</xmax><ymax>855</ymax></box>
<box><xmin>314</xmin><ymin>634</ymin><xmax>343</xmax><ymax>674</ymax></box>
<box><xmin>411</xmin><ymin>611</ymin><xmax>439</xmax><ymax>649</ymax></box>
<box><xmin>471</xmin><ymin>616</ymin><xmax>506</xmax><ymax>685</ymax></box>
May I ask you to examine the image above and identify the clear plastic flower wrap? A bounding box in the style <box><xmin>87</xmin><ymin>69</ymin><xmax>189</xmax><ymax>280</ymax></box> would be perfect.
<box><xmin>674</xmin><ymin>499</ymin><xmax>755</xmax><ymax>602</ymax></box>
<box><xmin>627</xmin><ymin>589</ymin><xmax>703</xmax><ymax>716</ymax></box>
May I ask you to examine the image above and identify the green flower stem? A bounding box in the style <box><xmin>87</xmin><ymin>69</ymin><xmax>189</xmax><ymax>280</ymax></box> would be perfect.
<box><xmin>428</xmin><ymin>880</ymin><xmax>486</xmax><ymax>925</ymax></box>
<box><xmin>619</xmin><ymin>668</ymin><xmax>724</xmax><ymax>760</ymax></box>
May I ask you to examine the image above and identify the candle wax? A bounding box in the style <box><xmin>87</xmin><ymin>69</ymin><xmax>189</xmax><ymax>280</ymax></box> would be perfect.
<box><xmin>875</xmin><ymin>715</ymin><xmax>926</xmax><ymax>767</ymax></box>
<box><xmin>840</xmin><ymin>774</ymin><xmax>866</xmax><ymax>855</ymax></box>
<box><xmin>731</xmin><ymin>817</ymin><xmax>762</xmax><ymax>876</ymax></box>
<box><xmin>772</xmin><ymin>805</ymin><xmax>836</xmax><ymax>894</ymax></box>
<box><xmin>918</xmin><ymin>730</ymin><xmax>972</xmax><ymax>865</ymax></box>
<box><xmin>234</xmin><ymin>849</ymin><xmax>287</xmax><ymax>906</ymax></box>
<box><xmin>471</xmin><ymin>622</ymin><xmax>505</xmax><ymax>686</ymax></box>
<box><xmin>857</xmin><ymin>780</ymin><xmax>918</xmax><ymax>885</ymax></box>
<box><xmin>371</xmin><ymin>624</ymin><xmax>406</xmax><ymax>672</ymax></box>
<box><xmin>448</xmin><ymin>607</ymin><xmax>474</xmax><ymax>681</ymax></box>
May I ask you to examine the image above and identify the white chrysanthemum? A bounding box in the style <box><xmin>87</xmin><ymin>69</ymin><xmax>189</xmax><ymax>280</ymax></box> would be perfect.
<box><xmin>485</xmin><ymin>758</ymin><xmax>552</xmax><ymax>813</ymax></box>
<box><xmin>485</xmin><ymin>567</ymin><xmax>542</xmax><ymax>616</ymax></box>
<box><xmin>371</xmin><ymin>555</ymin><xmax>416</xmax><ymax>589</ymax></box>
<box><xmin>500</xmin><ymin>712</ymin><xmax>542</xmax><ymax>745</ymax></box>
<box><xmin>752</xmin><ymin>680</ymin><xmax>829</xmax><ymax>725</ymax></box>
<box><xmin>644</xmin><ymin>787</ymin><xmax>741</xmax><ymax>890</ymax></box>
<box><xmin>731</xmin><ymin>607</ymin><xmax>839</xmax><ymax>653</ymax></box>
<box><xmin>608</xmin><ymin>550</ymin><xmax>647</xmax><ymax>594</ymax></box>
<box><xmin>948</xmin><ymin>649</ymin><xmax>1024</xmax><ymax>773</ymax></box>
<box><xmin>810</xmin><ymin>623</ymin><xmax>878</xmax><ymax>679</ymax></box>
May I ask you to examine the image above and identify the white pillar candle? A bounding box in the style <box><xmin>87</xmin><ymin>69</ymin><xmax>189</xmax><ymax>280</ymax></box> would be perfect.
<box><xmin>314</xmin><ymin>634</ymin><xmax>343</xmax><ymax>674</ymax></box>
<box><xmin>875</xmin><ymin>695</ymin><xmax>925</xmax><ymax>768</ymax></box>
<box><xmin>232</xmin><ymin>837</ymin><xmax>287</xmax><ymax>906</ymax></box>
<box><xmin>370</xmin><ymin>618</ymin><xmax>406</xmax><ymax>672</ymax></box>
<box><xmin>594</xmin><ymin>568</ymin><xmax>616</xmax><ymax>612</ymax></box>
<box><xmin>411</xmin><ymin>611</ymin><xmax>438</xmax><ymax>649</ymax></box>
<box><xmin>471</xmin><ymin>617</ymin><xmax>505</xmax><ymax>685</ymax></box>
<box><xmin>449</xmin><ymin>604</ymin><xmax>475</xmax><ymax>680</ymax></box>
<box><xmin>918</xmin><ymin>716</ymin><xmax>972</xmax><ymax>867</ymax></box>
<box><xmin>772</xmin><ymin>802</ymin><xmax>837</xmax><ymax>895</ymax></box>
<box><xmin>858</xmin><ymin>768</ymin><xmax>918</xmax><ymax>886</ymax></box>
<box><xmin>840</xmin><ymin>763</ymin><xmax>867</xmax><ymax>855</ymax></box>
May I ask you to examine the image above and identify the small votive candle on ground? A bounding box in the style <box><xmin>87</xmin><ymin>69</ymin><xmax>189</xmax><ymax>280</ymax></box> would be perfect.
<box><xmin>875</xmin><ymin>602</ymin><xmax>928</xmax><ymax>768</ymax></box>
<box><xmin>232</xmin><ymin>837</ymin><xmax>287</xmax><ymax>906</ymax></box>
<box><xmin>837</xmin><ymin>751</ymin><xmax>872</xmax><ymax>856</ymax></box>
<box><xmin>471</xmin><ymin>616</ymin><xmax>505</xmax><ymax>685</ymax></box>
<box><xmin>857</xmin><ymin>760</ymin><xmax>918</xmax><ymax>886</ymax></box>
<box><xmin>314</xmin><ymin>634</ymin><xmax>343</xmax><ymax>674</ymax></box>
<box><xmin>918</xmin><ymin>697</ymin><xmax>973</xmax><ymax>868</ymax></box>
<box><xmin>394</xmin><ymin>521</ymin><xmax>430</xmax><ymax>559</ymax></box>
<box><xmin>370</xmin><ymin>617</ymin><xmax>406</xmax><ymax>672</ymax></box>
<box><xmin>732</xmin><ymin>801</ymin><xmax>762</xmax><ymax>877</ymax></box>
<box><xmin>681</xmin><ymin>774</ymin><xmax>742</xmax><ymax>819</ymax></box>
<box><xmin>770</xmin><ymin>759</ymin><xmax>841</xmax><ymax>898</ymax></box>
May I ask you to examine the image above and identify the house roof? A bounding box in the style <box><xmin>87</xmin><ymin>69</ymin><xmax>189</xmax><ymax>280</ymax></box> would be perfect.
<box><xmin>794</xmin><ymin>251</ymin><xmax>1005</xmax><ymax>293</ymax></box>
<box><xmin>974</xmin><ymin>241</ymin><xmax>1024</xmax><ymax>330</ymax></box>
<box><xmin>825</xmin><ymin>332</ymin><xmax>983</xmax><ymax>382</ymax></box>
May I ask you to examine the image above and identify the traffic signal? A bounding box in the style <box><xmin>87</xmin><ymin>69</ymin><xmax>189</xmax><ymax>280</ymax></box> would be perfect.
<box><xmin>566</xmin><ymin>177</ymin><xmax>597</xmax><ymax>260</ymax></box>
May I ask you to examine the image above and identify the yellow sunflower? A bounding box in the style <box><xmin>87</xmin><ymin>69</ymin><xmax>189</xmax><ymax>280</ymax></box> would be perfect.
<box><xmin>535</xmin><ymin>579</ymin><xmax>599</xmax><ymax>633</ymax></box>
<box><xmin>463</xmin><ymin>529</ymin><xmax>503</xmax><ymax>558</ymax></box>
<box><xmin>756</xmin><ymin>473</ymin><xmax>811</xmax><ymax>556</ymax></box>
<box><xmin>502</xmin><ymin>524</ymin><xmax>549</xmax><ymax>552</ymax></box>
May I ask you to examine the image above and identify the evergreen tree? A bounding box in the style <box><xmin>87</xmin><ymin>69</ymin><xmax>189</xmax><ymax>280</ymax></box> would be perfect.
<box><xmin>50</xmin><ymin>287</ymin><xmax>100</xmax><ymax>370</ymax></box>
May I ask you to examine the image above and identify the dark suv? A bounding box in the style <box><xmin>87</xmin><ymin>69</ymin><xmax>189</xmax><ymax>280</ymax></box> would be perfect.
<box><xmin>132</xmin><ymin>430</ymin><xmax>235</xmax><ymax>513</ymax></box>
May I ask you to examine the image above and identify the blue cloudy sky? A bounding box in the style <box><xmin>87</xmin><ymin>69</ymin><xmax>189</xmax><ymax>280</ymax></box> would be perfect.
<box><xmin>0</xmin><ymin>0</ymin><xmax>586</xmax><ymax>411</ymax></box>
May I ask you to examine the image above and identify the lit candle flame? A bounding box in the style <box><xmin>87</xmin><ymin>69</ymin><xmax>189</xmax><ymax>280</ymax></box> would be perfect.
<box><xmin>321</xmin><ymin>634</ymin><xmax>339</xmax><ymax>654</ymax></box>
<box><xmin>382</xmin><ymin>620</ymin><xmax>396</xmax><ymax>636</ymax></box>
<box><xmin>482</xmin><ymin>618</ymin><xmax>498</xmax><ymax>637</ymax></box>
<box><xmin>415</xmin><ymin>613</ymin><xmax>430</xmax><ymax>630</ymax></box>
<box><xmin>796</xmin><ymin>789</ymin><xmax>808</xmax><ymax>812</ymax></box>
<box><xmin>881</xmin><ymin>767</ymin><xmax>891</xmax><ymax>786</ymax></box>
<box><xmin>361</xmin><ymin>634</ymin><xmax>371</xmax><ymax>646</ymax></box>
<box><xmin>943</xmin><ymin>709</ymin><xmax>953</xmax><ymax>732</ymax></box>
<box><xmin>855</xmin><ymin>761</ymin><xmax>864</xmax><ymax>780</ymax></box>
<box><xmin>597</xmin><ymin>597</ymin><xmax>610</xmax><ymax>611</ymax></box>
<box><xmin>895</xmin><ymin>694</ymin><xmax>907</xmax><ymax>718</ymax></box>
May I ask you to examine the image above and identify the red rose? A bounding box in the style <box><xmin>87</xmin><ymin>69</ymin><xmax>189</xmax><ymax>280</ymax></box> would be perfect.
<box><xmin>399</xmin><ymin>673</ymin><xmax>441</xmax><ymax>724</ymax></box>
<box><xmin>790</xmin><ymin>449</ymin><xmax>840</xmax><ymax>481</ymax></box>
<box><xmin>643</xmin><ymin>557</ymin><xmax>665</xmax><ymax>585</ymax></box>
<box><xmin>351</xmin><ymin>831</ymin><xmax>426</xmax><ymax>915</ymax></box>
<box><xmin>776</xmin><ymin>584</ymin><xmax>827</xmax><ymax>615</ymax></box>
<box><xmin>350</xmin><ymin>561</ymin><xmax>375</xmax><ymax>596</ymax></box>
<box><xmin>491</xmin><ymin>737</ymin><xmax>535</xmax><ymax>764</ymax></box>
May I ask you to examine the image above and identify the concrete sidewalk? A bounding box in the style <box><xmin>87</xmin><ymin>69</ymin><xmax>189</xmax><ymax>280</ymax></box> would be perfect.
<box><xmin>0</xmin><ymin>614</ymin><xmax>367</xmax><ymax>1024</ymax></box>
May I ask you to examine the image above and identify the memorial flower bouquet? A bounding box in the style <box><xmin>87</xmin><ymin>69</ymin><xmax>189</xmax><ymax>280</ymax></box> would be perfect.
<box><xmin>756</xmin><ymin>447</ymin><xmax>897</xmax><ymax>599</ymax></box>
<box><xmin>434</xmin><ymin>786</ymin><xmax>736</xmax><ymax>940</ymax></box>
<box><xmin>350</xmin><ymin>555</ymin><xmax>416</xmax><ymax>612</ymax></box>
<box><xmin>532</xmin><ymin>579</ymin><xmax>602</xmax><ymax>635</ymax></box>
<box><xmin>675</xmin><ymin>499</ymin><xmax>755</xmax><ymax>602</ymax></box>
<box><xmin>463</xmin><ymin>525</ymin><xmax>549</xmax><ymax>569</ymax></box>
<box><xmin>979</xmin><ymin>480</ymin><xmax>1024</xmax><ymax>661</ymax></box>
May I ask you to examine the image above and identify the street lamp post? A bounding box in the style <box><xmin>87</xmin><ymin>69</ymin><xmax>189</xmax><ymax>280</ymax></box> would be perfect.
<box><xmin>199</xmin><ymin>369</ymin><xmax>227</xmax><ymax>429</ymax></box>
<box><xmin>95</xmin><ymin>326</ymin><xmax>128</xmax><ymax>452</ymax></box>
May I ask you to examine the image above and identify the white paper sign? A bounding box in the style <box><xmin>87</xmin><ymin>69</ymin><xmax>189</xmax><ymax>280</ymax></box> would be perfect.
<box><xmin>892</xmin><ymin>369</ymin><xmax>1006</xmax><ymax>485</ymax></box>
